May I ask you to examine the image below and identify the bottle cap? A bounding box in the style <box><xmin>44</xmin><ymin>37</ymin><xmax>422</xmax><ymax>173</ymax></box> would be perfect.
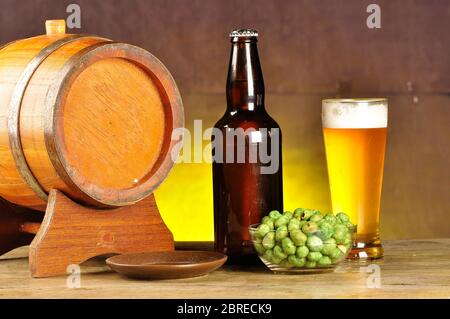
<box><xmin>229</xmin><ymin>29</ymin><xmax>258</xmax><ymax>38</ymax></box>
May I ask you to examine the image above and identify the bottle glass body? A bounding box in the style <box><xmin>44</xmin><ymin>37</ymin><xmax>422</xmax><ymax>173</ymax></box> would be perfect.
<box><xmin>212</xmin><ymin>33</ymin><xmax>283</xmax><ymax>264</ymax></box>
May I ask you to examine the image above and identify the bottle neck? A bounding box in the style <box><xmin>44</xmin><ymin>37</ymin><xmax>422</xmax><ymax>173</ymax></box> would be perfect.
<box><xmin>226</xmin><ymin>39</ymin><xmax>265</xmax><ymax>112</ymax></box>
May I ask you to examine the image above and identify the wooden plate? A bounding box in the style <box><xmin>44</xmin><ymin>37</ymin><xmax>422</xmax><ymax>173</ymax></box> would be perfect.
<box><xmin>106</xmin><ymin>251</ymin><xmax>227</xmax><ymax>280</ymax></box>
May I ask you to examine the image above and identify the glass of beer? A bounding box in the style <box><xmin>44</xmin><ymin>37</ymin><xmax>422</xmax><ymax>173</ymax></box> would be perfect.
<box><xmin>322</xmin><ymin>98</ymin><xmax>387</xmax><ymax>259</ymax></box>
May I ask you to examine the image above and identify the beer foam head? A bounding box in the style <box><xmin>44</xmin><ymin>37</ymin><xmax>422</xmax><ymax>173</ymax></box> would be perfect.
<box><xmin>322</xmin><ymin>98</ymin><xmax>388</xmax><ymax>128</ymax></box>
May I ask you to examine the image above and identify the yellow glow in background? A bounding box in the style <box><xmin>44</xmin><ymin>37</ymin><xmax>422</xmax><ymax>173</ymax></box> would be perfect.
<box><xmin>155</xmin><ymin>144</ymin><xmax>331</xmax><ymax>242</ymax></box>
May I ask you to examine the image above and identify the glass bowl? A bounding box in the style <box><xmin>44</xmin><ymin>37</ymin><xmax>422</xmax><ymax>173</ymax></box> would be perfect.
<box><xmin>249</xmin><ymin>223</ymin><xmax>355</xmax><ymax>273</ymax></box>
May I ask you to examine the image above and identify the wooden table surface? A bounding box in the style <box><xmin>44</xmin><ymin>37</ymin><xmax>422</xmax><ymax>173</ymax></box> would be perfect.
<box><xmin>0</xmin><ymin>239</ymin><xmax>449</xmax><ymax>299</ymax></box>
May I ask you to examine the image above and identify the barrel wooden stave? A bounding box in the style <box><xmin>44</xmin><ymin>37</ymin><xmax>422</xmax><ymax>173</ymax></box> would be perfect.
<box><xmin>0</xmin><ymin>35</ymin><xmax>69</xmax><ymax>210</ymax></box>
<box><xmin>20</xmin><ymin>36</ymin><xmax>108</xmax><ymax>208</ymax></box>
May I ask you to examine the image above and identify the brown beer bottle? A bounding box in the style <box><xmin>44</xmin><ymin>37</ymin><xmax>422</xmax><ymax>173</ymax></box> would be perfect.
<box><xmin>212</xmin><ymin>29</ymin><xmax>283</xmax><ymax>264</ymax></box>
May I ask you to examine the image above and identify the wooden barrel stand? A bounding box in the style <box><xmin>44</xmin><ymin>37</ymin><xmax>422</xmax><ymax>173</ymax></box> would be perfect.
<box><xmin>1</xmin><ymin>189</ymin><xmax>173</xmax><ymax>278</ymax></box>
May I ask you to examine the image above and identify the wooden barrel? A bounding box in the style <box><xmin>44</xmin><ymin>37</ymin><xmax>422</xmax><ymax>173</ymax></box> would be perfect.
<box><xmin>0</xmin><ymin>20</ymin><xmax>183</xmax><ymax>210</ymax></box>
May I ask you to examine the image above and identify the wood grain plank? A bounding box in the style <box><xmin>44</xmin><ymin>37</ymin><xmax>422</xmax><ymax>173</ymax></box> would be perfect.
<box><xmin>0</xmin><ymin>239</ymin><xmax>449</xmax><ymax>298</ymax></box>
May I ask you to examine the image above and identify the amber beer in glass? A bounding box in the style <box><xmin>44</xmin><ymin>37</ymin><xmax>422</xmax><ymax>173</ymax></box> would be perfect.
<box><xmin>322</xmin><ymin>98</ymin><xmax>387</xmax><ymax>259</ymax></box>
<box><xmin>213</xmin><ymin>29</ymin><xmax>283</xmax><ymax>264</ymax></box>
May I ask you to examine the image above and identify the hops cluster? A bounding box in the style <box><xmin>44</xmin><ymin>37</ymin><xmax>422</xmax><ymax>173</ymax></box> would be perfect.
<box><xmin>251</xmin><ymin>208</ymin><xmax>355</xmax><ymax>269</ymax></box>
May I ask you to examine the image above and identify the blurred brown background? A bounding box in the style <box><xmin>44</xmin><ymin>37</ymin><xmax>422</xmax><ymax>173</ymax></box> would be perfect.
<box><xmin>0</xmin><ymin>0</ymin><xmax>449</xmax><ymax>240</ymax></box>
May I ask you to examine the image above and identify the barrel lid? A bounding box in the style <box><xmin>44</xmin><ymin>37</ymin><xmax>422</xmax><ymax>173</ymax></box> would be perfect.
<box><xmin>45</xmin><ymin>43</ymin><xmax>184</xmax><ymax>207</ymax></box>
